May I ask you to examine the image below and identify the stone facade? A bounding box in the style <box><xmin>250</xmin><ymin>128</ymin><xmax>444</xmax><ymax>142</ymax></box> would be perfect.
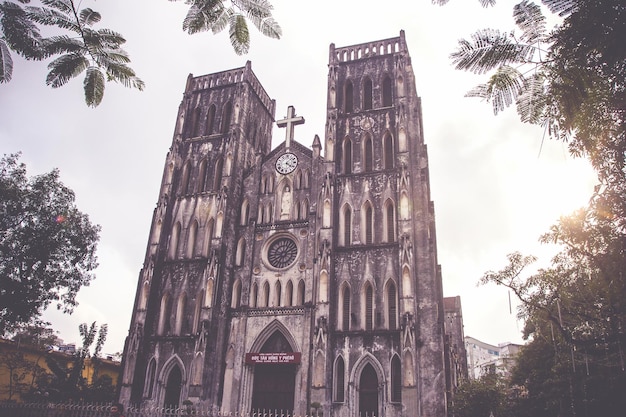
<box><xmin>119</xmin><ymin>31</ymin><xmax>460</xmax><ymax>417</ymax></box>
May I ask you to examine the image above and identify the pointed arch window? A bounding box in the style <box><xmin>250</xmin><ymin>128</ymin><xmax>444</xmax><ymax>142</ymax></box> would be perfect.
<box><xmin>190</xmin><ymin>107</ymin><xmax>201</xmax><ymax>137</ymax></box>
<box><xmin>221</xmin><ymin>102</ymin><xmax>232</xmax><ymax>134</ymax></box>
<box><xmin>175</xmin><ymin>292</ymin><xmax>187</xmax><ymax>335</ymax></box>
<box><xmin>384</xmin><ymin>133</ymin><xmax>394</xmax><ymax>170</ymax></box>
<box><xmin>386</xmin><ymin>281</ymin><xmax>397</xmax><ymax>330</ymax></box>
<box><xmin>205</xmin><ymin>218</ymin><xmax>214</xmax><ymax>251</ymax></box>
<box><xmin>365</xmin><ymin>284</ymin><xmax>374</xmax><ymax>330</ymax></box>
<box><xmin>144</xmin><ymin>358</ymin><xmax>157</xmax><ymax>398</ymax></box>
<box><xmin>205</xmin><ymin>104</ymin><xmax>216</xmax><ymax>135</ymax></box>
<box><xmin>198</xmin><ymin>159</ymin><xmax>207</xmax><ymax>193</ymax></box>
<box><xmin>235</xmin><ymin>238</ymin><xmax>246</xmax><ymax>266</ymax></box>
<box><xmin>158</xmin><ymin>293</ymin><xmax>172</xmax><ymax>335</ymax></box>
<box><xmin>187</xmin><ymin>220</ymin><xmax>199</xmax><ymax>258</ymax></box>
<box><xmin>240</xmin><ymin>200</ymin><xmax>250</xmax><ymax>225</ymax></box>
<box><xmin>384</xmin><ymin>199</ymin><xmax>396</xmax><ymax>242</ymax></box>
<box><xmin>213</xmin><ymin>157</ymin><xmax>223</xmax><ymax>191</ymax></box>
<box><xmin>341</xmin><ymin>285</ymin><xmax>351</xmax><ymax>331</ymax></box>
<box><xmin>363</xmin><ymin>77</ymin><xmax>373</xmax><ymax>110</ymax></box>
<box><xmin>168</xmin><ymin>222</ymin><xmax>181</xmax><ymax>259</ymax></box>
<box><xmin>364</xmin><ymin>135</ymin><xmax>373</xmax><ymax>172</ymax></box>
<box><xmin>341</xmin><ymin>204</ymin><xmax>352</xmax><ymax>246</ymax></box>
<box><xmin>297</xmin><ymin>280</ymin><xmax>305</xmax><ymax>305</ymax></box>
<box><xmin>250</xmin><ymin>282</ymin><xmax>258</xmax><ymax>308</ymax></box>
<box><xmin>391</xmin><ymin>355</ymin><xmax>402</xmax><ymax>402</ymax></box>
<box><xmin>285</xmin><ymin>280</ymin><xmax>293</xmax><ymax>307</ymax></box>
<box><xmin>344</xmin><ymin>80</ymin><xmax>354</xmax><ymax>113</ymax></box>
<box><xmin>262</xmin><ymin>281</ymin><xmax>270</xmax><ymax>307</ymax></box>
<box><xmin>334</xmin><ymin>356</ymin><xmax>346</xmax><ymax>402</ymax></box>
<box><xmin>193</xmin><ymin>290</ymin><xmax>204</xmax><ymax>333</ymax></box>
<box><xmin>364</xmin><ymin>202</ymin><xmax>374</xmax><ymax>244</ymax></box>
<box><xmin>231</xmin><ymin>279</ymin><xmax>241</xmax><ymax>308</ymax></box>
<box><xmin>342</xmin><ymin>137</ymin><xmax>353</xmax><ymax>174</ymax></box>
<box><xmin>275</xmin><ymin>280</ymin><xmax>282</xmax><ymax>306</ymax></box>
<box><xmin>382</xmin><ymin>75</ymin><xmax>392</xmax><ymax>107</ymax></box>
<box><xmin>181</xmin><ymin>161</ymin><xmax>192</xmax><ymax>195</ymax></box>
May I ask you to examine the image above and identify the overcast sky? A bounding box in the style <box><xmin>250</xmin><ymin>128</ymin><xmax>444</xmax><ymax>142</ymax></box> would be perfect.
<box><xmin>0</xmin><ymin>0</ymin><xmax>596</xmax><ymax>355</ymax></box>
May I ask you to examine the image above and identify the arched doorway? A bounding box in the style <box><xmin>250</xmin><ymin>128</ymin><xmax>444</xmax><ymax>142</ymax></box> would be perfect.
<box><xmin>359</xmin><ymin>364</ymin><xmax>379</xmax><ymax>417</ymax></box>
<box><xmin>163</xmin><ymin>365</ymin><xmax>182</xmax><ymax>408</ymax></box>
<box><xmin>251</xmin><ymin>331</ymin><xmax>296</xmax><ymax>413</ymax></box>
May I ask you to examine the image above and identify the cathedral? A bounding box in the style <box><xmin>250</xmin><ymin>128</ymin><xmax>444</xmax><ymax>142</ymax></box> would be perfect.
<box><xmin>119</xmin><ymin>31</ymin><xmax>465</xmax><ymax>417</ymax></box>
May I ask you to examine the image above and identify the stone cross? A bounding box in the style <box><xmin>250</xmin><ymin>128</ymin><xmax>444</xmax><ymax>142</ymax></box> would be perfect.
<box><xmin>277</xmin><ymin>105</ymin><xmax>305</xmax><ymax>148</ymax></box>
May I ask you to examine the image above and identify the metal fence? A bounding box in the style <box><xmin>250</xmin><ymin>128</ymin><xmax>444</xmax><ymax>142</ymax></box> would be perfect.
<box><xmin>0</xmin><ymin>404</ymin><xmax>327</xmax><ymax>417</ymax></box>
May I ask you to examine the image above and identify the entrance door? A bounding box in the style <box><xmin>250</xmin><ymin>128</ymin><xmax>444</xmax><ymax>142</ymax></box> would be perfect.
<box><xmin>359</xmin><ymin>364</ymin><xmax>379</xmax><ymax>417</ymax></box>
<box><xmin>250</xmin><ymin>331</ymin><xmax>296</xmax><ymax>414</ymax></box>
<box><xmin>163</xmin><ymin>365</ymin><xmax>182</xmax><ymax>408</ymax></box>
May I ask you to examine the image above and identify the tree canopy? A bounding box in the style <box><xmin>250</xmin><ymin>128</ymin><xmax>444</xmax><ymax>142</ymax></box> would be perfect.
<box><xmin>0</xmin><ymin>153</ymin><xmax>101</xmax><ymax>336</ymax></box>
<box><xmin>0</xmin><ymin>0</ymin><xmax>281</xmax><ymax>106</ymax></box>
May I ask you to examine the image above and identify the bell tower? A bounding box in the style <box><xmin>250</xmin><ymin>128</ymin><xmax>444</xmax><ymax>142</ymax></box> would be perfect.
<box><xmin>317</xmin><ymin>30</ymin><xmax>447</xmax><ymax>417</ymax></box>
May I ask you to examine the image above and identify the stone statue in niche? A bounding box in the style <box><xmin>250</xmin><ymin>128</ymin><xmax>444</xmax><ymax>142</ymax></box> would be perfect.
<box><xmin>280</xmin><ymin>185</ymin><xmax>292</xmax><ymax>220</ymax></box>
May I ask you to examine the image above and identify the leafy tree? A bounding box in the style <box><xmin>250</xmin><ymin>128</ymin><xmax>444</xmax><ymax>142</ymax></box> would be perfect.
<box><xmin>11</xmin><ymin>324</ymin><xmax>61</xmax><ymax>349</ymax></box>
<box><xmin>177</xmin><ymin>0</ymin><xmax>282</xmax><ymax>55</ymax></box>
<box><xmin>441</xmin><ymin>0</ymin><xmax>625</xmax><ymax>187</ymax></box>
<box><xmin>1</xmin><ymin>1</ymin><xmax>281</xmax><ymax>105</ymax></box>
<box><xmin>451</xmin><ymin>372</ymin><xmax>509</xmax><ymax>417</ymax></box>
<box><xmin>26</xmin><ymin>322</ymin><xmax>112</xmax><ymax>403</ymax></box>
<box><xmin>0</xmin><ymin>153</ymin><xmax>101</xmax><ymax>336</ymax></box>
<box><xmin>0</xmin><ymin>0</ymin><xmax>144</xmax><ymax>106</ymax></box>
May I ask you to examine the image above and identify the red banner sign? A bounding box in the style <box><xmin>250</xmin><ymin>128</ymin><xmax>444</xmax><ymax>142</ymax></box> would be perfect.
<box><xmin>245</xmin><ymin>352</ymin><xmax>301</xmax><ymax>364</ymax></box>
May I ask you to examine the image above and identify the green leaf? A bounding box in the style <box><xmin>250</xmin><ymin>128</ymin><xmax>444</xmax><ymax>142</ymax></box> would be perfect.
<box><xmin>27</xmin><ymin>5</ymin><xmax>79</xmax><ymax>32</ymax></box>
<box><xmin>513</xmin><ymin>0</ymin><xmax>547</xmax><ymax>44</ymax></box>
<box><xmin>235</xmin><ymin>0</ymin><xmax>272</xmax><ymax>18</ymax></box>
<box><xmin>451</xmin><ymin>29</ymin><xmax>534</xmax><ymax>74</ymax></box>
<box><xmin>516</xmin><ymin>72</ymin><xmax>548</xmax><ymax>124</ymax></box>
<box><xmin>229</xmin><ymin>13</ymin><xmax>249</xmax><ymax>55</ymax></box>
<box><xmin>45</xmin><ymin>53</ymin><xmax>89</xmax><ymax>88</ymax></box>
<box><xmin>248</xmin><ymin>15</ymin><xmax>281</xmax><ymax>39</ymax></box>
<box><xmin>40</xmin><ymin>0</ymin><xmax>74</xmax><ymax>15</ymax></box>
<box><xmin>1</xmin><ymin>1</ymin><xmax>45</xmax><ymax>59</ymax></box>
<box><xmin>42</xmin><ymin>35</ymin><xmax>83</xmax><ymax>56</ymax></box>
<box><xmin>0</xmin><ymin>40</ymin><xmax>13</xmax><ymax>83</ymax></box>
<box><xmin>83</xmin><ymin>66</ymin><xmax>105</xmax><ymax>107</ymax></box>
<box><xmin>78</xmin><ymin>7</ymin><xmax>101</xmax><ymax>27</ymax></box>
<box><xmin>183</xmin><ymin>0</ymin><xmax>225</xmax><ymax>34</ymax></box>
<box><xmin>465</xmin><ymin>65</ymin><xmax>526</xmax><ymax>114</ymax></box>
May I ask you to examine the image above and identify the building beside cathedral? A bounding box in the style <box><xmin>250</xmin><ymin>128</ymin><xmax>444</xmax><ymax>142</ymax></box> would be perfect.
<box><xmin>119</xmin><ymin>31</ymin><xmax>466</xmax><ymax>417</ymax></box>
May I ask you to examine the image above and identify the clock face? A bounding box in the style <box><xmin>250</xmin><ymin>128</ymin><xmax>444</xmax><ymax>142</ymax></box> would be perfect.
<box><xmin>275</xmin><ymin>153</ymin><xmax>298</xmax><ymax>174</ymax></box>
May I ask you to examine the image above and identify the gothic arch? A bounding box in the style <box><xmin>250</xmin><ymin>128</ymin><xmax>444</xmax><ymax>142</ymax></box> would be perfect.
<box><xmin>274</xmin><ymin>280</ymin><xmax>282</xmax><ymax>307</ymax></box>
<box><xmin>390</xmin><ymin>354</ymin><xmax>402</xmax><ymax>402</ymax></box>
<box><xmin>262</xmin><ymin>281</ymin><xmax>270</xmax><ymax>307</ymax></box>
<box><xmin>197</xmin><ymin>159</ymin><xmax>208</xmax><ymax>193</ymax></box>
<box><xmin>249</xmin><ymin>319</ymin><xmax>300</xmax><ymax>354</ymax></box>
<box><xmin>174</xmin><ymin>292</ymin><xmax>187</xmax><ymax>335</ymax></box>
<box><xmin>203</xmin><ymin>218</ymin><xmax>214</xmax><ymax>255</ymax></box>
<box><xmin>250</xmin><ymin>282</ymin><xmax>258</xmax><ymax>308</ymax></box>
<box><xmin>342</xmin><ymin>136</ymin><xmax>353</xmax><ymax>174</ymax></box>
<box><xmin>333</xmin><ymin>355</ymin><xmax>346</xmax><ymax>402</ymax></box>
<box><xmin>323</xmin><ymin>199</ymin><xmax>332</xmax><ymax>227</ymax></box>
<box><xmin>158</xmin><ymin>292</ymin><xmax>172</xmax><ymax>335</ymax></box>
<box><xmin>231</xmin><ymin>279</ymin><xmax>241</xmax><ymax>308</ymax></box>
<box><xmin>240</xmin><ymin>199</ymin><xmax>250</xmax><ymax>225</ymax></box>
<box><xmin>363</xmin><ymin>133</ymin><xmax>373</xmax><ymax>172</ymax></box>
<box><xmin>350</xmin><ymin>353</ymin><xmax>385</xmax><ymax>417</ymax></box>
<box><xmin>384</xmin><ymin>279</ymin><xmax>398</xmax><ymax>330</ymax></box>
<box><xmin>213</xmin><ymin>157</ymin><xmax>223</xmax><ymax>191</ymax></box>
<box><xmin>205</xmin><ymin>104</ymin><xmax>216</xmax><ymax>135</ymax></box>
<box><xmin>363</xmin><ymin>77</ymin><xmax>373</xmax><ymax>110</ymax></box>
<box><xmin>382</xmin><ymin>75</ymin><xmax>393</xmax><ymax>107</ymax></box>
<box><xmin>187</xmin><ymin>220</ymin><xmax>199</xmax><ymax>258</ymax></box>
<box><xmin>340</xmin><ymin>203</ymin><xmax>352</xmax><ymax>246</ymax></box>
<box><xmin>344</xmin><ymin>79</ymin><xmax>354</xmax><ymax>113</ymax></box>
<box><xmin>193</xmin><ymin>289</ymin><xmax>204</xmax><ymax>333</ymax></box>
<box><xmin>143</xmin><ymin>357</ymin><xmax>157</xmax><ymax>398</ymax></box>
<box><xmin>168</xmin><ymin>222</ymin><xmax>181</xmax><ymax>259</ymax></box>
<box><xmin>285</xmin><ymin>280</ymin><xmax>293</xmax><ymax>307</ymax></box>
<box><xmin>140</xmin><ymin>281</ymin><xmax>149</xmax><ymax>310</ymax></box>
<box><xmin>383</xmin><ymin>199</ymin><xmax>396</xmax><ymax>242</ymax></box>
<box><xmin>383</xmin><ymin>132</ymin><xmax>394</xmax><ymax>170</ymax></box>
<box><xmin>361</xmin><ymin>200</ymin><xmax>374</xmax><ymax>244</ymax></box>
<box><xmin>235</xmin><ymin>237</ymin><xmax>246</xmax><ymax>266</ymax></box>
<box><xmin>181</xmin><ymin>160</ymin><xmax>192</xmax><ymax>195</ymax></box>
<box><xmin>361</xmin><ymin>281</ymin><xmax>375</xmax><ymax>331</ymax></box>
<box><xmin>297</xmin><ymin>280</ymin><xmax>305</xmax><ymax>305</ymax></box>
<box><xmin>159</xmin><ymin>355</ymin><xmax>186</xmax><ymax>408</ymax></box>
<box><xmin>220</xmin><ymin>101</ymin><xmax>232</xmax><ymax>133</ymax></box>
<box><xmin>339</xmin><ymin>282</ymin><xmax>351</xmax><ymax>331</ymax></box>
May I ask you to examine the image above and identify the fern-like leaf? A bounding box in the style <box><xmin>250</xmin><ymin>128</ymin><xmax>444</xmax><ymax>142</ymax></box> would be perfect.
<box><xmin>466</xmin><ymin>65</ymin><xmax>526</xmax><ymax>114</ymax></box>
<box><xmin>451</xmin><ymin>29</ymin><xmax>534</xmax><ymax>74</ymax></box>
<box><xmin>27</xmin><ymin>5</ymin><xmax>79</xmax><ymax>32</ymax></box>
<box><xmin>46</xmin><ymin>52</ymin><xmax>88</xmax><ymax>87</ymax></box>
<box><xmin>211</xmin><ymin>7</ymin><xmax>232</xmax><ymax>34</ymax></box>
<box><xmin>1</xmin><ymin>1</ymin><xmax>45</xmax><ymax>59</ymax></box>
<box><xmin>40</xmin><ymin>0</ymin><xmax>74</xmax><ymax>15</ymax></box>
<box><xmin>229</xmin><ymin>13</ymin><xmax>249</xmax><ymax>55</ymax></box>
<box><xmin>541</xmin><ymin>0</ymin><xmax>578</xmax><ymax>17</ymax></box>
<box><xmin>235</xmin><ymin>0</ymin><xmax>272</xmax><ymax>18</ymax></box>
<box><xmin>182</xmin><ymin>0</ymin><xmax>225</xmax><ymax>34</ymax></box>
<box><xmin>78</xmin><ymin>7</ymin><xmax>101</xmax><ymax>27</ymax></box>
<box><xmin>42</xmin><ymin>35</ymin><xmax>82</xmax><ymax>55</ymax></box>
<box><xmin>0</xmin><ymin>40</ymin><xmax>13</xmax><ymax>83</ymax></box>
<box><xmin>514</xmin><ymin>0</ymin><xmax>547</xmax><ymax>44</ymax></box>
<box><xmin>516</xmin><ymin>72</ymin><xmax>548</xmax><ymax>124</ymax></box>
<box><xmin>247</xmin><ymin>14</ymin><xmax>281</xmax><ymax>39</ymax></box>
<box><xmin>84</xmin><ymin>66</ymin><xmax>105</xmax><ymax>107</ymax></box>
